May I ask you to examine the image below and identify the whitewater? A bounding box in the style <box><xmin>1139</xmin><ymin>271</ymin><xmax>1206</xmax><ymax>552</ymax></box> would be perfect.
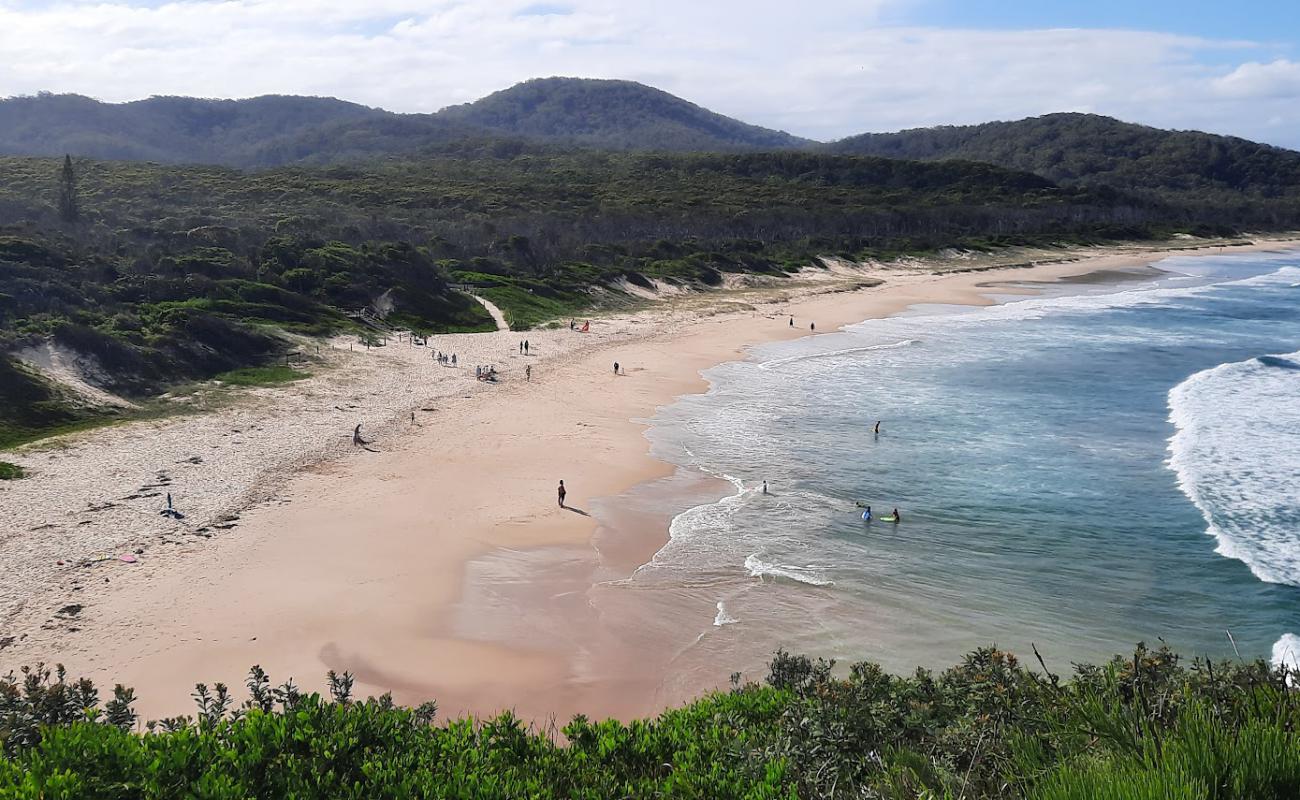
<box><xmin>620</xmin><ymin>249</ymin><xmax>1300</xmax><ymax>677</ymax></box>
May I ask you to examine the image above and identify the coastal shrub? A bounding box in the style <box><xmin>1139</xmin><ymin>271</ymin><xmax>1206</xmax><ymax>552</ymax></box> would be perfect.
<box><xmin>211</xmin><ymin>366</ymin><xmax>308</xmax><ymax>386</ymax></box>
<box><xmin>0</xmin><ymin>462</ymin><xmax>23</xmax><ymax>479</ymax></box>
<box><xmin>2</xmin><ymin>646</ymin><xmax>1297</xmax><ymax>798</ymax></box>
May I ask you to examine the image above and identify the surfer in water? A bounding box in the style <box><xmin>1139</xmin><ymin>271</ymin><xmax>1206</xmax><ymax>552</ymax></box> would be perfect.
<box><xmin>874</xmin><ymin>420</ymin><xmax>881</xmax><ymax>435</ymax></box>
<box><xmin>861</xmin><ymin>505</ymin><xmax>871</xmax><ymax>521</ymax></box>
<box><xmin>762</xmin><ymin>480</ymin><xmax>768</xmax><ymax>495</ymax></box>
<box><xmin>891</xmin><ymin>508</ymin><xmax>901</xmax><ymax>523</ymax></box>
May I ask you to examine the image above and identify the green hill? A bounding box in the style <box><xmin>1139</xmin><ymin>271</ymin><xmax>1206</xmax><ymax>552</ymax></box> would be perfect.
<box><xmin>0</xmin><ymin>93</ymin><xmax>385</xmax><ymax>165</ymax></box>
<box><xmin>0</xmin><ymin>79</ymin><xmax>809</xmax><ymax>168</ymax></box>
<box><xmin>829</xmin><ymin>113</ymin><xmax>1300</xmax><ymax>200</ymax></box>
<box><xmin>439</xmin><ymin>76</ymin><xmax>810</xmax><ymax>151</ymax></box>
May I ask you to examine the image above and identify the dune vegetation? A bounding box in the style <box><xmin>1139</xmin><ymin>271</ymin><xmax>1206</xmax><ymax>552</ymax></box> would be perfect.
<box><xmin>2</xmin><ymin>646</ymin><xmax>1296</xmax><ymax>799</ymax></box>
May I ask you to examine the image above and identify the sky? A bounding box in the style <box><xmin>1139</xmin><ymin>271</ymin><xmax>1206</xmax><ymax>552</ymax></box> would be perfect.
<box><xmin>1</xmin><ymin>0</ymin><xmax>1298</xmax><ymax>147</ymax></box>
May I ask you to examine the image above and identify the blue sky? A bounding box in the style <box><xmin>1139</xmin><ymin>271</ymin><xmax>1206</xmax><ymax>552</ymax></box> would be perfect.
<box><xmin>905</xmin><ymin>0</ymin><xmax>1298</xmax><ymax>44</ymax></box>
<box><xmin>1</xmin><ymin>0</ymin><xmax>1298</xmax><ymax>147</ymax></box>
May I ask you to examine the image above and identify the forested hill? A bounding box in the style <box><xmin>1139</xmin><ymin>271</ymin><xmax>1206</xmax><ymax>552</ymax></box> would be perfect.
<box><xmin>437</xmin><ymin>77</ymin><xmax>810</xmax><ymax>151</ymax></box>
<box><xmin>6</xmin><ymin>84</ymin><xmax>1300</xmax><ymax>198</ymax></box>
<box><xmin>0</xmin><ymin>93</ymin><xmax>396</xmax><ymax>166</ymax></box>
<box><xmin>828</xmin><ymin>113</ymin><xmax>1300</xmax><ymax>199</ymax></box>
<box><xmin>0</xmin><ymin>79</ymin><xmax>806</xmax><ymax>167</ymax></box>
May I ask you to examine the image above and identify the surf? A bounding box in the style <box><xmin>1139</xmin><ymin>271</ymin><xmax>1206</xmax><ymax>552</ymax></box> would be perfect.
<box><xmin>1167</xmin><ymin>349</ymin><xmax>1300</xmax><ymax>586</ymax></box>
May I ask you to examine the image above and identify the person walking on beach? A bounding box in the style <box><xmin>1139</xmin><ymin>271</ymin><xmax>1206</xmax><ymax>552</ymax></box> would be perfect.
<box><xmin>526</xmin><ymin>364</ymin><xmax>532</xmax><ymax>381</ymax></box>
<box><xmin>524</xmin><ymin>339</ymin><xmax>530</xmax><ymax>354</ymax></box>
<box><xmin>160</xmin><ymin>492</ymin><xmax>184</xmax><ymax>519</ymax></box>
<box><xmin>519</xmin><ymin>341</ymin><xmax>523</xmax><ymax>354</ymax></box>
<box><xmin>613</xmin><ymin>361</ymin><xmax>620</xmax><ymax>375</ymax></box>
<box><xmin>557</xmin><ymin>480</ymin><xmax>567</xmax><ymax>508</ymax></box>
<box><xmin>789</xmin><ymin>317</ymin><xmax>794</xmax><ymax>327</ymax></box>
<box><xmin>810</xmin><ymin>322</ymin><xmax>816</xmax><ymax>331</ymax></box>
<box><xmin>352</xmin><ymin>423</ymin><xmax>370</xmax><ymax>447</ymax></box>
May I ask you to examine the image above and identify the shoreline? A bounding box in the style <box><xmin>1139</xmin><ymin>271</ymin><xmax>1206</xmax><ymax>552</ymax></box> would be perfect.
<box><xmin>3</xmin><ymin>237</ymin><xmax>1299</xmax><ymax>722</ymax></box>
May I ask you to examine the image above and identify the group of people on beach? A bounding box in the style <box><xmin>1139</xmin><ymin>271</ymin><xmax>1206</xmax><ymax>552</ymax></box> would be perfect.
<box><xmin>518</xmin><ymin>340</ymin><xmax>531</xmax><ymax>354</ymax></box>
<box><xmin>433</xmin><ymin>350</ymin><xmax>457</xmax><ymax>366</ymax></box>
<box><xmin>475</xmin><ymin>365</ymin><xmax>498</xmax><ymax>381</ymax></box>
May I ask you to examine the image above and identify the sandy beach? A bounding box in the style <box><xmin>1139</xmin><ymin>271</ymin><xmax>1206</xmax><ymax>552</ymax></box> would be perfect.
<box><xmin>2</xmin><ymin>238</ymin><xmax>1297</xmax><ymax>723</ymax></box>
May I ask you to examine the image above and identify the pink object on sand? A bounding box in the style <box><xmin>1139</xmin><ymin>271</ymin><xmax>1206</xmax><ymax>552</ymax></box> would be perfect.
<box><xmin>119</xmin><ymin>554</ymin><xmax>138</xmax><ymax>563</ymax></box>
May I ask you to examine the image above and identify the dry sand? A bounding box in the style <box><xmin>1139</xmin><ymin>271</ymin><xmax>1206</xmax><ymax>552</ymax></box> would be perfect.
<box><xmin>2</xmin><ymin>238</ymin><xmax>1297</xmax><ymax>722</ymax></box>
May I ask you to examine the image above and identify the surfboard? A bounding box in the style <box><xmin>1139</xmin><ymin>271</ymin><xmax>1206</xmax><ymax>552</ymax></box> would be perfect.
<box><xmin>880</xmin><ymin>516</ymin><xmax>898</xmax><ymax>522</ymax></box>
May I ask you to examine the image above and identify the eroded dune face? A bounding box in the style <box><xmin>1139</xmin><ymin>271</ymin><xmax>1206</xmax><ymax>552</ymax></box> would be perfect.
<box><xmin>16</xmin><ymin>341</ymin><xmax>139</xmax><ymax>410</ymax></box>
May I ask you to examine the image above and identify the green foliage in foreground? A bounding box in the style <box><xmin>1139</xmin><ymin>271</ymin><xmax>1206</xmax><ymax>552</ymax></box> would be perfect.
<box><xmin>2</xmin><ymin>646</ymin><xmax>1296</xmax><ymax>799</ymax></box>
<box><xmin>212</xmin><ymin>365</ymin><xmax>309</xmax><ymax>386</ymax></box>
<box><xmin>0</xmin><ymin>461</ymin><xmax>23</xmax><ymax>479</ymax></box>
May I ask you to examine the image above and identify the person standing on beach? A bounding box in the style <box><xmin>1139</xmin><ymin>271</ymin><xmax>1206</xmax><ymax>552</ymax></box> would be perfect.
<box><xmin>524</xmin><ymin>339</ymin><xmax>530</xmax><ymax>354</ymax></box>
<box><xmin>519</xmin><ymin>341</ymin><xmax>523</xmax><ymax>354</ymax></box>
<box><xmin>811</xmin><ymin>322</ymin><xmax>816</xmax><ymax>331</ymax></box>
<box><xmin>789</xmin><ymin>317</ymin><xmax>794</xmax><ymax>327</ymax></box>
<box><xmin>558</xmin><ymin>480</ymin><xmax>567</xmax><ymax>508</ymax></box>
<box><xmin>526</xmin><ymin>364</ymin><xmax>532</xmax><ymax>381</ymax></box>
<box><xmin>613</xmin><ymin>361</ymin><xmax>620</xmax><ymax>375</ymax></box>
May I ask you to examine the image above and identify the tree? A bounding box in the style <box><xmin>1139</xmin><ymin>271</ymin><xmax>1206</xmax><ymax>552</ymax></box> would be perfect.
<box><xmin>57</xmin><ymin>154</ymin><xmax>79</xmax><ymax>223</ymax></box>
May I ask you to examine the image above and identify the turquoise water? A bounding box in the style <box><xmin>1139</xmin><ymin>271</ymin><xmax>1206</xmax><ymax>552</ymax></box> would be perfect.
<box><xmin>620</xmin><ymin>250</ymin><xmax>1300</xmax><ymax>681</ymax></box>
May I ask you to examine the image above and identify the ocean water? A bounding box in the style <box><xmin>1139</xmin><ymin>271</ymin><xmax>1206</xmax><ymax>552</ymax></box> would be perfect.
<box><xmin>609</xmin><ymin>250</ymin><xmax>1300</xmax><ymax>684</ymax></box>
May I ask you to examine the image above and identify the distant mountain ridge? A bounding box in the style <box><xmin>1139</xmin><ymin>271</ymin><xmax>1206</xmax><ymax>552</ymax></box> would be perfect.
<box><xmin>438</xmin><ymin>77</ymin><xmax>810</xmax><ymax>151</ymax></box>
<box><xmin>2</xmin><ymin>82</ymin><xmax>1298</xmax><ymax>203</ymax></box>
<box><xmin>0</xmin><ymin>78</ymin><xmax>807</xmax><ymax>167</ymax></box>
<box><xmin>828</xmin><ymin>113</ymin><xmax>1300</xmax><ymax>199</ymax></box>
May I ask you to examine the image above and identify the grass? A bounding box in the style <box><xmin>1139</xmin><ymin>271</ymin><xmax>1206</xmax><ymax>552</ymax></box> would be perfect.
<box><xmin>0</xmin><ymin>461</ymin><xmax>25</xmax><ymax>479</ymax></box>
<box><xmin>0</xmin><ymin>413</ymin><xmax>121</xmax><ymax>452</ymax></box>
<box><xmin>475</xmin><ymin>284</ymin><xmax>593</xmax><ymax>330</ymax></box>
<box><xmin>212</xmin><ymin>365</ymin><xmax>310</xmax><ymax>386</ymax></box>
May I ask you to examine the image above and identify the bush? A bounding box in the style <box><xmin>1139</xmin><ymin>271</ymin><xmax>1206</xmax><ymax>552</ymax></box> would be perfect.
<box><xmin>2</xmin><ymin>646</ymin><xmax>1297</xmax><ymax>799</ymax></box>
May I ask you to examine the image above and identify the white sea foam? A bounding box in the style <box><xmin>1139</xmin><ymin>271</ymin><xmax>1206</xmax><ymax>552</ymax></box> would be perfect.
<box><xmin>744</xmin><ymin>553</ymin><xmax>834</xmax><ymax>586</ymax></box>
<box><xmin>757</xmin><ymin>339</ymin><xmax>917</xmax><ymax>371</ymax></box>
<box><xmin>1167</xmin><ymin>349</ymin><xmax>1300</xmax><ymax>586</ymax></box>
<box><xmin>713</xmin><ymin>600</ymin><xmax>739</xmax><ymax>626</ymax></box>
<box><xmin>1272</xmin><ymin>634</ymin><xmax>1300</xmax><ymax>681</ymax></box>
<box><xmin>865</xmin><ymin>265</ymin><xmax>1300</xmax><ymax>331</ymax></box>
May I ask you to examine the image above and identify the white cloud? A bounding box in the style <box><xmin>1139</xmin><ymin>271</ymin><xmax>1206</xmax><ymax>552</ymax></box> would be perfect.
<box><xmin>0</xmin><ymin>0</ymin><xmax>1297</xmax><ymax>148</ymax></box>
<box><xmin>1212</xmin><ymin>59</ymin><xmax>1300</xmax><ymax>98</ymax></box>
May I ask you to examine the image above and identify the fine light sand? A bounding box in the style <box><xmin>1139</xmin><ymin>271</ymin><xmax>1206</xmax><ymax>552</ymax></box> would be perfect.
<box><xmin>2</xmin><ymin>238</ymin><xmax>1297</xmax><ymax>722</ymax></box>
